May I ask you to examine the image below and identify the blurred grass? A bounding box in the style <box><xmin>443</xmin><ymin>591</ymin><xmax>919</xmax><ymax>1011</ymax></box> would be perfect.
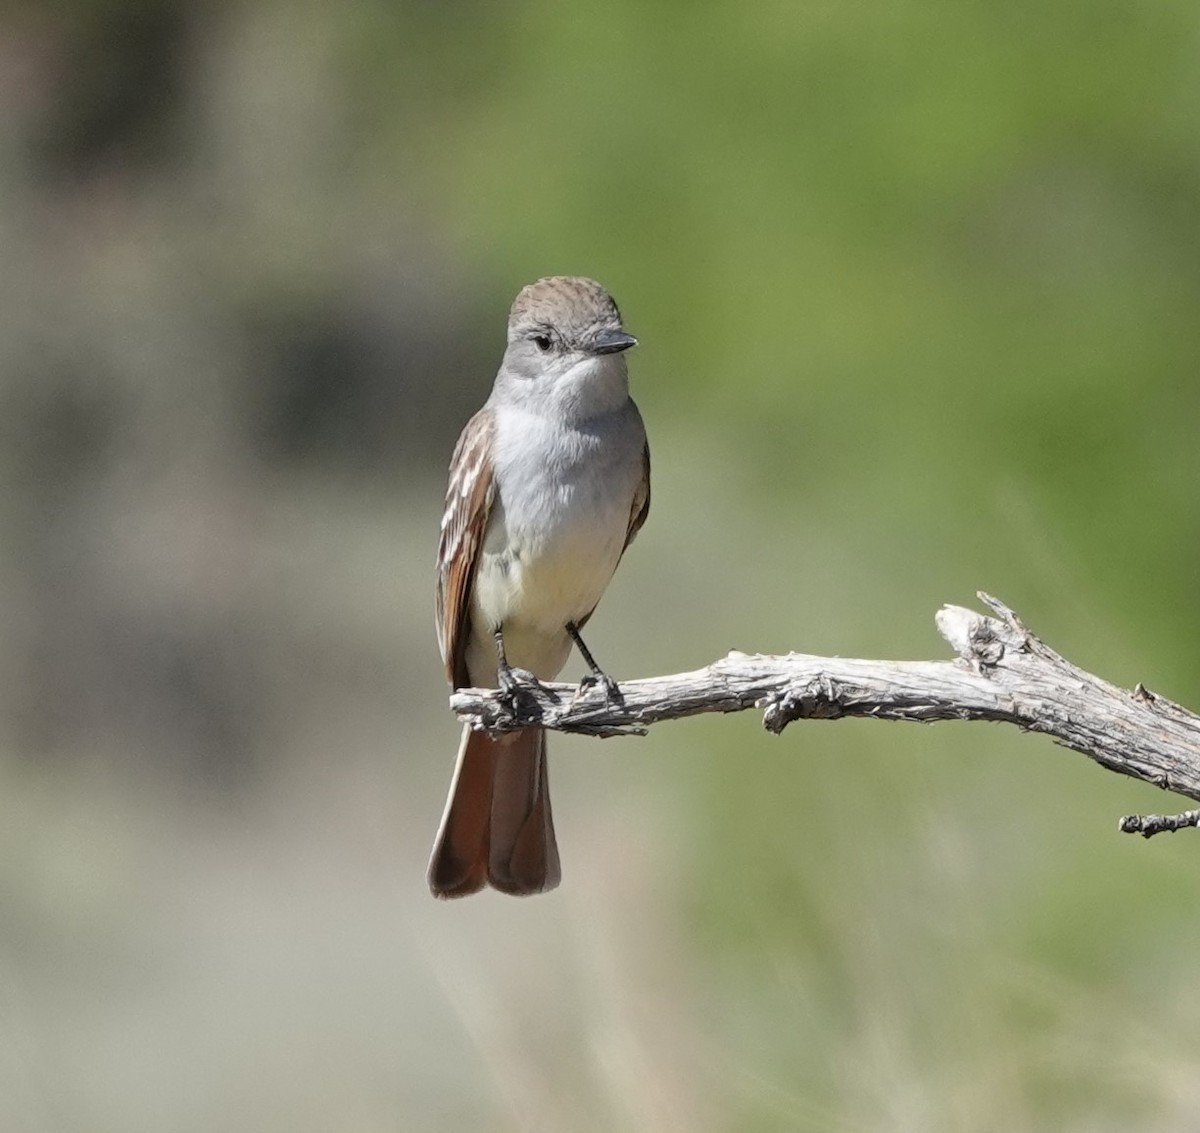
<box><xmin>3</xmin><ymin>0</ymin><xmax>1200</xmax><ymax>1129</ymax></box>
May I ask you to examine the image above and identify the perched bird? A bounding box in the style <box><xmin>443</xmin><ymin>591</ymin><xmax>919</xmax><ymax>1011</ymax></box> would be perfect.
<box><xmin>429</xmin><ymin>276</ymin><xmax>650</xmax><ymax>897</ymax></box>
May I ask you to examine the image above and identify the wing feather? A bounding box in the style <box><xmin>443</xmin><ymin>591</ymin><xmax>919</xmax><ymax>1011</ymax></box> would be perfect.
<box><xmin>435</xmin><ymin>409</ymin><xmax>495</xmax><ymax>688</ymax></box>
<box><xmin>623</xmin><ymin>440</ymin><xmax>651</xmax><ymax>553</ymax></box>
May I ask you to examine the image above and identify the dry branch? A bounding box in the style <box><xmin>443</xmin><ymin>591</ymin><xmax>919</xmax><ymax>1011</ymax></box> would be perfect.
<box><xmin>450</xmin><ymin>593</ymin><xmax>1200</xmax><ymax>838</ymax></box>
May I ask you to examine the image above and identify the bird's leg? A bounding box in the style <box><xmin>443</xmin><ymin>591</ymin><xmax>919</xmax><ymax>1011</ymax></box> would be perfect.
<box><xmin>566</xmin><ymin>622</ymin><xmax>621</xmax><ymax>703</ymax></box>
<box><xmin>493</xmin><ymin>628</ymin><xmax>543</xmax><ymax>722</ymax></box>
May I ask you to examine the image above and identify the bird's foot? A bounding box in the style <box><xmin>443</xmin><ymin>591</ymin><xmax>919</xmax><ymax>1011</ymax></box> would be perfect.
<box><xmin>564</xmin><ymin>621</ymin><xmax>623</xmax><ymax>706</ymax></box>
<box><xmin>576</xmin><ymin>669</ymin><xmax>622</xmax><ymax>706</ymax></box>
<box><xmin>496</xmin><ymin>660</ymin><xmax>545</xmax><ymax>724</ymax></box>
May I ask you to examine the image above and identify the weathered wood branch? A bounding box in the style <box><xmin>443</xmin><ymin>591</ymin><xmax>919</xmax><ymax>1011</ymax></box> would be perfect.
<box><xmin>450</xmin><ymin>593</ymin><xmax>1200</xmax><ymax>838</ymax></box>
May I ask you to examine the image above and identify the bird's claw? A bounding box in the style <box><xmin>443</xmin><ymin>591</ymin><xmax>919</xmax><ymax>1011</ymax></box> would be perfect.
<box><xmin>497</xmin><ymin>663</ymin><xmax>545</xmax><ymax>722</ymax></box>
<box><xmin>498</xmin><ymin>663</ymin><xmax>536</xmax><ymax>696</ymax></box>
<box><xmin>577</xmin><ymin>671</ymin><xmax>622</xmax><ymax>705</ymax></box>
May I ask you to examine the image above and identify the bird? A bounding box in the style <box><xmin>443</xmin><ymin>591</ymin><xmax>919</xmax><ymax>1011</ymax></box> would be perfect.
<box><xmin>429</xmin><ymin>276</ymin><xmax>650</xmax><ymax>897</ymax></box>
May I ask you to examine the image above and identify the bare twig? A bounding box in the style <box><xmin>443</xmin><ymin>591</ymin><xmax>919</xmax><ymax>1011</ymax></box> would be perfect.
<box><xmin>1118</xmin><ymin>810</ymin><xmax>1200</xmax><ymax>838</ymax></box>
<box><xmin>450</xmin><ymin>592</ymin><xmax>1200</xmax><ymax>836</ymax></box>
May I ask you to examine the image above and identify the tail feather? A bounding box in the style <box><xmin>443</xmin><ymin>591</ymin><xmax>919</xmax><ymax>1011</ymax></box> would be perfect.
<box><xmin>427</xmin><ymin>727</ymin><xmax>493</xmax><ymax>898</ymax></box>
<box><xmin>488</xmin><ymin>730</ymin><xmax>560</xmax><ymax>895</ymax></box>
<box><xmin>427</xmin><ymin>726</ymin><xmax>560</xmax><ymax>899</ymax></box>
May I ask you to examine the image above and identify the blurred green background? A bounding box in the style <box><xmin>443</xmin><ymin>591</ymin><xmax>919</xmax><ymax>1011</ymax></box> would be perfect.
<box><xmin>3</xmin><ymin>1</ymin><xmax>1200</xmax><ymax>1129</ymax></box>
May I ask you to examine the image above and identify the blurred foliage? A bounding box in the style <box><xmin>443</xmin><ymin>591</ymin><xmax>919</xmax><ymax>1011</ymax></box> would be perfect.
<box><xmin>3</xmin><ymin>1</ymin><xmax>1200</xmax><ymax>1129</ymax></box>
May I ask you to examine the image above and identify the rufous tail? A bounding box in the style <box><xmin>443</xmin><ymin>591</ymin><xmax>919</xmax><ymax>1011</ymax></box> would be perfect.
<box><xmin>427</xmin><ymin>726</ymin><xmax>560</xmax><ymax>898</ymax></box>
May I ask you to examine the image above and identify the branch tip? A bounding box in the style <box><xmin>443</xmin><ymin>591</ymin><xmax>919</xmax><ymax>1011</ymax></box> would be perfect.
<box><xmin>1119</xmin><ymin>810</ymin><xmax>1200</xmax><ymax>838</ymax></box>
<box><xmin>935</xmin><ymin>605</ymin><xmax>982</xmax><ymax>659</ymax></box>
<box><xmin>977</xmin><ymin>591</ymin><xmax>1031</xmax><ymax>640</ymax></box>
<box><xmin>936</xmin><ymin>604</ymin><xmax>1018</xmax><ymax>667</ymax></box>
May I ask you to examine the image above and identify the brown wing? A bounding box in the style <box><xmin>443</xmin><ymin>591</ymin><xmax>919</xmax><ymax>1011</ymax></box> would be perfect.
<box><xmin>622</xmin><ymin>440</ymin><xmax>651</xmax><ymax>554</ymax></box>
<box><xmin>435</xmin><ymin>409</ymin><xmax>495</xmax><ymax>688</ymax></box>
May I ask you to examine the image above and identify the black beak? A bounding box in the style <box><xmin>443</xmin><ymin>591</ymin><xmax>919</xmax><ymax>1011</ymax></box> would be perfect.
<box><xmin>591</xmin><ymin>328</ymin><xmax>638</xmax><ymax>355</ymax></box>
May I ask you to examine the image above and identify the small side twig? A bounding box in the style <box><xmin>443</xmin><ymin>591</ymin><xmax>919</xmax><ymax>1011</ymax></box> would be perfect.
<box><xmin>1118</xmin><ymin>810</ymin><xmax>1200</xmax><ymax>839</ymax></box>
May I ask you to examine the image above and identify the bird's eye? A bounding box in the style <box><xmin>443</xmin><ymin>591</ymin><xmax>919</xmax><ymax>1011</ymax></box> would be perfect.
<box><xmin>532</xmin><ymin>334</ymin><xmax>552</xmax><ymax>352</ymax></box>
